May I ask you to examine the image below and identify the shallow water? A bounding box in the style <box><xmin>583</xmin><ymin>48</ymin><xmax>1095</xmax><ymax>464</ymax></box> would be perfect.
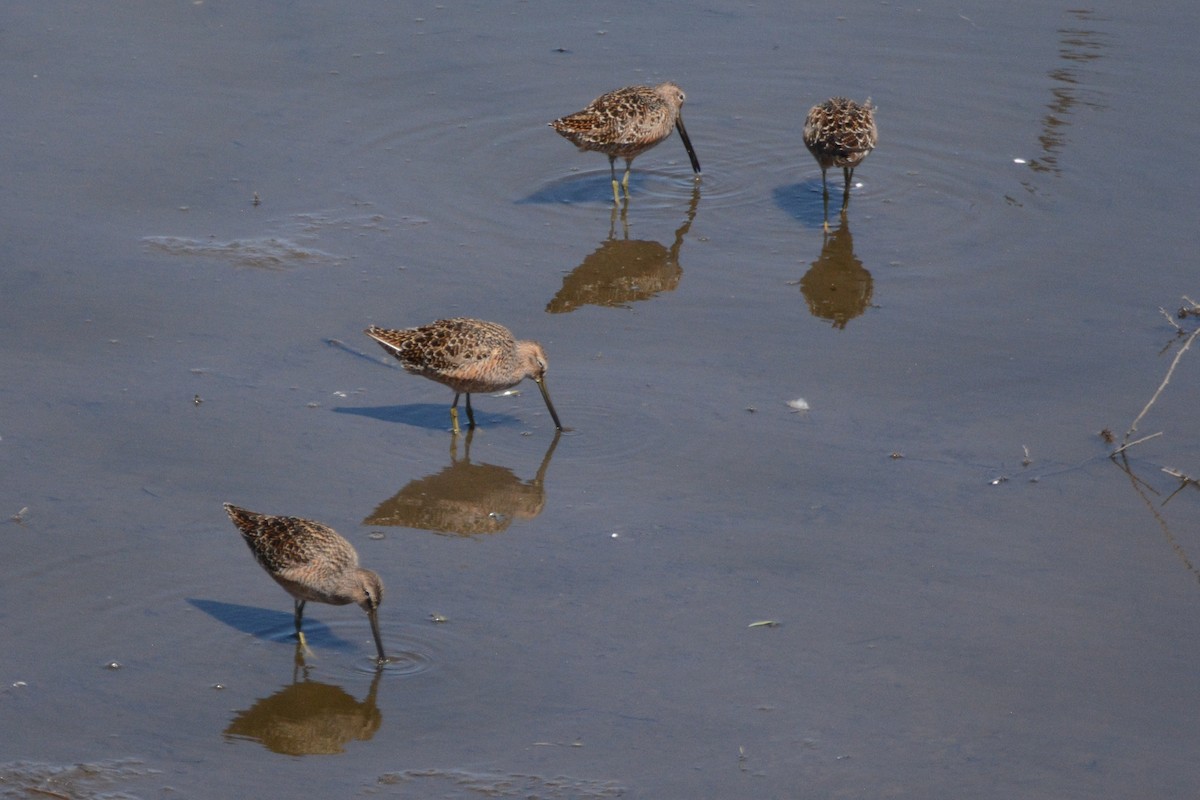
<box><xmin>3</xmin><ymin>2</ymin><xmax>1200</xmax><ymax>798</ymax></box>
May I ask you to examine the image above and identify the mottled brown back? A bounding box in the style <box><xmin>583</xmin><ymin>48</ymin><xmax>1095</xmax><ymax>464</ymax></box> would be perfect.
<box><xmin>551</xmin><ymin>82</ymin><xmax>686</xmax><ymax>158</ymax></box>
<box><xmin>224</xmin><ymin>503</ymin><xmax>360</xmax><ymax>576</ymax></box>
<box><xmin>365</xmin><ymin>318</ymin><xmax>550</xmax><ymax>396</ymax></box>
<box><xmin>803</xmin><ymin>97</ymin><xmax>878</xmax><ymax>170</ymax></box>
<box><xmin>366</xmin><ymin>318</ymin><xmax>515</xmax><ymax>373</ymax></box>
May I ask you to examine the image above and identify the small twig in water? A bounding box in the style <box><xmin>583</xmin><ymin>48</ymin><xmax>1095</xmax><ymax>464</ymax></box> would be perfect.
<box><xmin>1111</xmin><ymin>431</ymin><xmax>1164</xmax><ymax>456</ymax></box>
<box><xmin>1160</xmin><ymin>467</ymin><xmax>1200</xmax><ymax>506</ymax></box>
<box><xmin>1158</xmin><ymin>306</ymin><xmax>1183</xmax><ymax>331</ymax></box>
<box><xmin>1119</xmin><ymin>325</ymin><xmax>1200</xmax><ymax>448</ymax></box>
<box><xmin>1161</xmin><ymin>467</ymin><xmax>1195</xmax><ymax>482</ymax></box>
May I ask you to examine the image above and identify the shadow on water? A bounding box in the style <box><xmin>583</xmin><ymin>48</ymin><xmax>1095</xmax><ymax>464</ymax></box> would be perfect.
<box><xmin>519</xmin><ymin>172</ymin><xmax>635</xmax><ymax>205</ymax></box>
<box><xmin>333</xmin><ymin>403</ymin><xmax>525</xmax><ymax>431</ymax></box>
<box><xmin>188</xmin><ymin>598</ymin><xmax>356</xmax><ymax>652</ymax></box>
<box><xmin>792</xmin><ymin>216</ymin><xmax>874</xmax><ymax>329</ymax></box>
<box><xmin>520</xmin><ymin>170</ymin><xmax>694</xmax><ymax>206</ymax></box>
<box><xmin>773</xmin><ymin>180</ymin><xmax>829</xmax><ymax>230</ymax></box>
<box><xmin>546</xmin><ymin>187</ymin><xmax>699</xmax><ymax>313</ymax></box>
<box><xmin>224</xmin><ymin>644</ymin><xmax>383</xmax><ymax>755</ymax></box>
<box><xmin>363</xmin><ymin>429</ymin><xmax>560</xmax><ymax>535</ymax></box>
<box><xmin>332</xmin><ymin>341</ymin><xmax>551</xmax><ymax>431</ymax></box>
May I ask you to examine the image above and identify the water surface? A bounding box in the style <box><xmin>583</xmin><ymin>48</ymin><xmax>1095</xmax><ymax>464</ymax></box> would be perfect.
<box><xmin>2</xmin><ymin>2</ymin><xmax>1199</xmax><ymax>798</ymax></box>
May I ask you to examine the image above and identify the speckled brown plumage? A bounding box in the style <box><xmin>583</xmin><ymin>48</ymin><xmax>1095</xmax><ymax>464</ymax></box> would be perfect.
<box><xmin>365</xmin><ymin>318</ymin><xmax>563</xmax><ymax>434</ymax></box>
<box><xmin>224</xmin><ymin>503</ymin><xmax>387</xmax><ymax>664</ymax></box>
<box><xmin>551</xmin><ymin>82</ymin><xmax>701</xmax><ymax>203</ymax></box>
<box><xmin>803</xmin><ymin>98</ymin><xmax>877</xmax><ymax>229</ymax></box>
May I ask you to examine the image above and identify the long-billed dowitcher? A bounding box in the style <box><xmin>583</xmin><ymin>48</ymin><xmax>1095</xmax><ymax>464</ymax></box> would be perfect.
<box><xmin>365</xmin><ymin>318</ymin><xmax>563</xmax><ymax>434</ymax></box>
<box><xmin>224</xmin><ymin>503</ymin><xmax>387</xmax><ymax>665</ymax></box>
<box><xmin>551</xmin><ymin>82</ymin><xmax>701</xmax><ymax>203</ymax></box>
<box><xmin>802</xmin><ymin>97</ymin><xmax>877</xmax><ymax>229</ymax></box>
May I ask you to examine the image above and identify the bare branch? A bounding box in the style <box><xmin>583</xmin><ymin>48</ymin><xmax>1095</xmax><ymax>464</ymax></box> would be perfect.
<box><xmin>1111</xmin><ymin>431</ymin><xmax>1164</xmax><ymax>456</ymax></box>
<box><xmin>1121</xmin><ymin>326</ymin><xmax>1200</xmax><ymax>446</ymax></box>
<box><xmin>1159</xmin><ymin>306</ymin><xmax>1183</xmax><ymax>331</ymax></box>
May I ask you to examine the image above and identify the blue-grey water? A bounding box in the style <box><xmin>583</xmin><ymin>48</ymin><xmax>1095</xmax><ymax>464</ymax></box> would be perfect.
<box><xmin>2</xmin><ymin>2</ymin><xmax>1199</xmax><ymax>797</ymax></box>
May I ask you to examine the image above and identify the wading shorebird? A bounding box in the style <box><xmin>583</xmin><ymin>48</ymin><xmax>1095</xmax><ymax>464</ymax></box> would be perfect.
<box><xmin>551</xmin><ymin>81</ymin><xmax>701</xmax><ymax>203</ymax></box>
<box><xmin>365</xmin><ymin>318</ymin><xmax>563</xmax><ymax>435</ymax></box>
<box><xmin>224</xmin><ymin>503</ymin><xmax>387</xmax><ymax>666</ymax></box>
<box><xmin>802</xmin><ymin>97</ymin><xmax>877</xmax><ymax>230</ymax></box>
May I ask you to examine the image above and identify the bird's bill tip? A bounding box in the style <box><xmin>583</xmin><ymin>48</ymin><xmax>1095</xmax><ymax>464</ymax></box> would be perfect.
<box><xmin>534</xmin><ymin>377</ymin><xmax>564</xmax><ymax>431</ymax></box>
<box><xmin>367</xmin><ymin>608</ymin><xmax>388</xmax><ymax>664</ymax></box>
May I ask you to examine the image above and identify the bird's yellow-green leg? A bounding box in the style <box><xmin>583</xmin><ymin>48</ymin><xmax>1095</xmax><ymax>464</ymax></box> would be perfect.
<box><xmin>820</xmin><ymin>169</ymin><xmax>832</xmax><ymax>234</ymax></box>
<box><xmin>608</xmin><ymin>157</ymin><xmax>621</xmax><ymax>205</ymax></box>
<box><xmin>449</xmin><ymin>393</ymin><xmax>466</xmax><ymax>434</ymax></box>
<box><xmin>621</xmin><ymin>165</ymin><xmax>632</xmax><ymax>199</ymax></box>
<box><xmin>294</xmin><ymin>600</ymin><xmax>315</xmax><ymax>658</ymax></box>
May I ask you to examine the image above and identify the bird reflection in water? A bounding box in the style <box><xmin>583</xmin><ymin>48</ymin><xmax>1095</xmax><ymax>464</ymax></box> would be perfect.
<box><xmin>364</xmin><ymin>429</ymin><xmax>561</xmax><ymax>536</ymax></box>
<box><xmin>546</xmin><ymin>185</ymin><xmax>699</xmax><ymax>314</ymax></box>
<box><xmin>224</xmin><ymin>643</ymin><xmax>382</xmax><ymax>756</ymax></box>
<box><xmin>794</xmin><ymin>216</ymin><xmax>874</xmax><ymax>329</ymax></box>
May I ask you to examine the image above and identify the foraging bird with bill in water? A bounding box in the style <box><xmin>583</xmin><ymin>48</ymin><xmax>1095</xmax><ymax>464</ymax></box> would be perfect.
<box><xmin>802</xmin><ymin>97</ymin><xmax>877</xmax><ymax>230</ymax></box>
<box><xmin>551</xmin><ymin>81</ymin><xmax>701</xmax><ymax>204</ymax></box>
<box><xmin>223</xmin><ymin>503</ymin><xmax>388</xmax><ymax>666</ymax></box>
<box><xmin>365</xmin><ymin>318</ymin><xmax>563</xmax><ymax>435</ymax></box>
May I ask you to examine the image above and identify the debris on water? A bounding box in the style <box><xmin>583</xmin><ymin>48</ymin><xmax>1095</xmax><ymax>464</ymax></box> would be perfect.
<box><xmin>429</xmin><ymin>613</ymin><xmax>448</xmax><ymax>624</ymax></box>
<box><xmin>748</xmin><ymin>620</ymin><xmax>780</xmax><ymax>628</ymax></box>
<box><xmin>143</xmin><ymin>234</ymin><xmax>343</xmax><ymax>270</ymax></box>
<box><xmin>786</xmin><ymin>398</ymin><xmax>809</xmax><ymax>412</ymax></box>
